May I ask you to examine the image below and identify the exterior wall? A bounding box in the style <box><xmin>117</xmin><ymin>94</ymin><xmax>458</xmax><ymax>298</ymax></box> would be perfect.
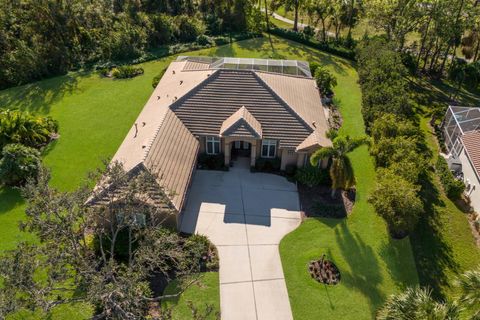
<box><xmin>280</xmin><ymin>148</ymin><xmax>298</xmax><ymax>170</ymax></box>
<box><xmin>460</xmin><ymin>149</ymin><xmax>480</xmax><ymax>212</ymax></box>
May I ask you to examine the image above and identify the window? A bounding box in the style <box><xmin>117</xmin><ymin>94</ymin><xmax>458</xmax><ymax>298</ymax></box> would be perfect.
<box><xmin>261</xmin><ymin>139</ymin><xmax>276</xmax><ymax>158</ymax></box>
<box><xmin>206</xmin><ymin>136</ymin><xmax>220</xmax><ymax>155</ymax></box>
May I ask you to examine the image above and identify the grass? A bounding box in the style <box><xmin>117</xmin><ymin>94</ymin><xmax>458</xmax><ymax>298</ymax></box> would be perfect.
<box><xmin>279</xmin><ymin>45</ymin><xmax>419</xmax><ymax>319</ymax></box>
<box><xmin>0</xmin><ymin>33</ymin><xmax>477</xmax><ymax>319</ymax></box>
<box><xmin>409</xmin><ymin>76</ymin><xmax>480</xmax><ymax>299</ymax></box>
<box><xmin>162</xmin><ymin>273</ymin><xmax>220</xmax><ymax>319</ymax></box>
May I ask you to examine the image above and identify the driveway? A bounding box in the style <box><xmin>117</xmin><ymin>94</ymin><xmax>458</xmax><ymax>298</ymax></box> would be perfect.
<box><xmin>180</xmin><ymin>157</ymin><xmax>302</xmax><ymax>320</ymax></box>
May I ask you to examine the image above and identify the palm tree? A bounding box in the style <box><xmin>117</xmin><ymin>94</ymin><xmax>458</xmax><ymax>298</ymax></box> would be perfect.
<box><xmin>310</xmin><ymin>133</ymin><xmax>367</xmax><ymax>197</ymax></box>
<box><xmin>455</xmin><ymin>267</ymin><xmax>480</xmax><ymax>320</ymax></box>
<box><xmin>376</xmin><ymin>287</ymin><xmax>460</xmax><ymax>320</ymax></box>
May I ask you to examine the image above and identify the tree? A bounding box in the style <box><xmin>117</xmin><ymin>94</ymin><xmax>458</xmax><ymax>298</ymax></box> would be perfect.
<box><xmin>314</xmin><ymin>66</ymin><xmax>337</xmax><ymax>96</ymax></box>
<box><xmin>303</xmin><ymin>0</ymin><xmax>332</xmax><ymax>41</ymax></box>
<box><xmin>310</xmin><ymin>134</ymin><xmax>367</xmax><ymax>197</ymax></box>
<box><xmin>368</xmin><ymin>169</ymin><xmax>423</xmax><ymax>238</ymax></box>
<box><xmin>0</xmin><ymin>143</ymin><xmax>41</xmax><ymax>186</ymax></box>
<box><xmin>376</xmin><ymin>287</ymin><xmax>460</xmax><ymax>320</ymax></box>
<box><xmin>455</xmin><ymin>267</ymin><xmax>480</xmax><ymax>319</ymax></box>
<box><xmin>0</xmin><ymin>163</ymin><xmax>218</xmax><ymax>319</ymax></box>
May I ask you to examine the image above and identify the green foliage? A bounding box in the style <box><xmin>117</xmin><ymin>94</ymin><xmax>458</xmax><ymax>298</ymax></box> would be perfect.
<box><xmin>0</xmin><ymin>109</ymin><xmax>58</xmax><ymax>150</ymax></box>
<box><xmin>198</xmin><ymin>153</ymin><xmax>227</xmax><ymax>171</ymax></box>
<box><xmin>356</xmin><ymin>38</ymin><xmax>412</xmax><ymax>128</ymax></box>
<box><xmin>302</xmin><ymin>26</ymin><xmax>315</xmax><ymax>38</ymax></box>
<box><xmin>268</xmin><ymin>27</ymin><xmax>356</xmax><ymax>60</ymax></box>
<box><xmin>369</xmin><ymin>169</ymin><xmax>423</xmax><ymax>239</ymax></box>
<box><xmin>254</xmin><ymin>157</ymin><xmax>281</xmax><ymax>172</ymax></box>
<box><xmin>196</xmin><ymin>35</ymin><xmax>214</xmax><ymax>46</ymax></box>
<box><xmin>309</xmin><ymin>61</ymin><xmax>321</xmax><ymax>75</ymax></box>
<box><xmin>310</xmin><ymin>135</ymin><xmax>367</xmax><ymax>192</ymax></box>
<box><xmin>455</xmin><ymin>267</ymin><xmax>480</xmax><ymax>319</ymax></box>
<box><xmin>436</xmin><ymin>156</ymin><xmax>465</xmax><ymax>200</ymax></box>
<box><xmin>0</xmin><ymin>0</ymin><xmax>260</xmax><ymax>89</ymax></box>
<box><xmin>294</xmin><ymin>165</ymin><xmax>330</xmax><ymax>187</ymax></box>
<box><xmin>0</xmin><ymin>144</ymin><xmax>41</xmax><ymax>186</ymax></box>
<box><xmin>376</xmin><ymin>287</ymin><xmax>460</xmax><ymax>320</ymax></box>
<box><xmin>314</xmin><ymin>66</ymin><xmax>337</xmax><ymax>95</ymax></box>
<box><xmin>184</xmin><ymin>234</ymin><xmax>219</xmax><ymax>271</ymax></box>
<box><xmin>111</xmin><ymin>65</ymin><xmax>144</xmax><ymax>79</ymax></box>
<box><xmin>285</xmin><ymin>164</ymin><xmax>297</xmax><ymax>176</ymax></box>
<box><xmin>152</xmin><ymin>67</ymin><xmax>168</xmax><ymax>88</ymax></box>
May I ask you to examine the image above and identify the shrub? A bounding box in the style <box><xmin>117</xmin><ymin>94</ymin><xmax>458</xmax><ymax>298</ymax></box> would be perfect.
<box><xmin>268</xmin><ymin>27</ymin><xmax>356</xmax><ymax>60</ymax></box>
<box><xmin>295</xmin><ymin>165</ymin><xmax>330</xmax><ymax>187</ymax></box>
<box><xmin>302</xmin><ymin>26</ymin><xmax>315</xmax><ymax>38</ymax></box>
<box><xmin>0</xmin><ymin>109</ymin><xmax>58</xmax><ymax>150</ymax></box>
<box><xmin>436</xmin><ymin>156</ymin><xmax>465</xmax><ymax>200</ymax></box>
<box><xmin>255</xmin><ymin>157</ymin><xmax>281</xmax><ymax>172</ymax></box>
<box><xmin>369</xmin><ymin>169</ymin><xmax>423</xmax><ymax>239</ymax></box>
<box><xmin>174</xmin><ymin>15</ymin><xmax>206</xmax><ymax>43</ymax></box>
<box><xmin>314</xmin><ymin>66</ymin><xmax>337</xmax><ymax>96</ymax></box>
<box><xmin>214</xmin><ymin>36</ymin><xmax>230</xmax><ymax>46</ymax></box>
<box><xmin>112</xmin><ymin>65</ymin><xmax>144</xmax><ymax>79</ymax></box>
<box><xmin>198</xmin><ymin>153</ymin><xmax>226</xmax><ymax>170</ymax></box>
<box><xmin>152</xmin><ymin>67</ymin><xmax>167</xmax><ymax>88</ymax></box>
<box><xmin>285</xmin><ymin>164</ymin><xmax>297</xmax><ymax>176</ymax></box>
<box><xmin>184</xmin><ymin>234</ymin><xmax>219</xmax><ymax>271</ymax></box>
<box><xmin>196</xmin><ymin>34</ymin><xmax>214</xmax><ymax>46</ymax></box>
<box><xmin>309</xmin><ymin>61</ymin><xmax>321</xmax><ymax>76</ymax></box>
<box><xmin>0</xmin><ymin>143</ymin><xmax>41</xmax><ymax>186</ymax></box>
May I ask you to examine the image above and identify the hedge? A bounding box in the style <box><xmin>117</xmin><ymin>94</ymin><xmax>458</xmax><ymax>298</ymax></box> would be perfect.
<box><xmin>436</xmin><ymin>156</ymin><xmax>465</xmax><ymax>200</ymax></box>
<box><xmin>268</xmin><ymin>27</ymin><xmax>356</xmax><ymax>61</ymax></box>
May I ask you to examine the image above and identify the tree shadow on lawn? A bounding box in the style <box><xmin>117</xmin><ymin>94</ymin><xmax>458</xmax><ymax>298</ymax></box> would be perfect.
<box><xmin>409</xmin><ymin>170</ymin><xmax>459</xmax><ymax>300</ymax></box>
<box><xmin>333</xmin><ymin>221</ymin><xmax>386</xmax><ymax>317</ymax></box>
<box><xmin>0</xmin><ymin>72</ymin><xmax>80</xmax><ymax>114</ymax></box>
<box><xmin>0</xmin><ymin>187</ymin><xmax>24</xmax><ymax>215</ymax></box>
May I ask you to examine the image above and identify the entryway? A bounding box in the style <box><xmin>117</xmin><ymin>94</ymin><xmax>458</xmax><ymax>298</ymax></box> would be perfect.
<box><xmin>231</xmin><ymin>140</ymin><xmax>251</xmax><ymax>159</ymax></box>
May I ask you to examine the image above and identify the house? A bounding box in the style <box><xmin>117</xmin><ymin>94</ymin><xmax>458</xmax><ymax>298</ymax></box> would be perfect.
<box><xmin>443</xmin><ymin>106</ymin><xmax>480</xmax><ymax>211</ymax></box>
<box><xmin>107</xmin><ymin>56</ymin><xmax>331</xmax><ymax>228</ymax></box>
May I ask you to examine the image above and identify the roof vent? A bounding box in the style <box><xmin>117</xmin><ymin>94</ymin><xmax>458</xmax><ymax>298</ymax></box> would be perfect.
<box><xmin>312</xmin><ymin>121</ymin><xmax>317</xmax><ymax>128</ymax></box>
<box><xmin>180</xmin><ymin>80</ymin><xmax>183</xmax><ymax>85</ymax></box>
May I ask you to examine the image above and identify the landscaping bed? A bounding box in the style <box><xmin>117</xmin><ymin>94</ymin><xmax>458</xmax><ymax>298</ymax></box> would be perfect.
<box><xmin>298</xmin><ymin>183</ymin><xmax>354</xmax><ymax>218</ymax></box>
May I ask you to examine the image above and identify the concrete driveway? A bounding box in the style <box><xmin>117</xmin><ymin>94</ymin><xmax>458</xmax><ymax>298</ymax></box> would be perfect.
<box><xmin>180</xmin><ymin>158</ymin><xmax>302</xmax><ymax>320</ymax></box>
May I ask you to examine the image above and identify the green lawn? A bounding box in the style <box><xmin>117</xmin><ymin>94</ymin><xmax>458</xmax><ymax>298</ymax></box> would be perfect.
<box><xmin>278</xmin><ymin>45</ymin><xmax>419</xmax><ymax>319</ymax></box>
<box><xmin>162</xmin><ymin>273</ymin><xmax>220</xmax><ymax>319</ymax></box>
<box><xmin>0</xmin><ymin>34</ymin><xmax>477</xmax><ymax>319</ymax></box>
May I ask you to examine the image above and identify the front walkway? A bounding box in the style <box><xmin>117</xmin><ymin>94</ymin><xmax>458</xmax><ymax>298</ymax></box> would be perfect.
<box><xmin>180</xmin><ymin>158</ymin><xmax>302</xmax><ymax>320</ymax></box>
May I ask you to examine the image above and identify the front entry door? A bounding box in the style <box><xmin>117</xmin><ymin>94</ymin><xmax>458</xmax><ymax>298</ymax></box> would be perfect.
<box><xmin>232</xmin><ymin>141</ymin><xmax>251</xmax><ymax>158</ymax></box>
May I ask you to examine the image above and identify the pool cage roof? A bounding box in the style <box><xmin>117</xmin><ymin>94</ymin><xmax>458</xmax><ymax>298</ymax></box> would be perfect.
<box><xmin>177</xmin><ymin>56</ymin><xmax>312</xmax><ymax>78</ymax></box>
<box><xmin>448</xmin><ymin>106</ymin><xmax>480</xmax><ymax>133</ymax></box>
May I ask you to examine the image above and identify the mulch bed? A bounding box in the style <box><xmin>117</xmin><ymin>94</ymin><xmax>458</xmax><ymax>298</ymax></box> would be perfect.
<box><xmin>308</xmin><ymin>255</ymin><xmax>341</xmax><ymax>285</ymax></box>
<box><xmin>298</xmin><ymin>184</ymin><xmax>355</xmax><ymax>218</ymax></box>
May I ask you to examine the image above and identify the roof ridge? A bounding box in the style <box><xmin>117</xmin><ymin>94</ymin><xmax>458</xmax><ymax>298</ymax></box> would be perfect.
<box><xmin>252</xmin><ymin>71</ymin><xmax>314</xmax><ymax>132</ymax></box>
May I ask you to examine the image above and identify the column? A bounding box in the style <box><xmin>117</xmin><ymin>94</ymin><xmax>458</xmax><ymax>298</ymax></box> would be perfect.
<box><xmin>250</xmin><ymin>141</ymin><xmax>257</xmax><ymax>167</ymax></box>
<box><xmin>224</xmin><ymin>141</ymin><xmax>231</xmax><ymax>166</ymax></box>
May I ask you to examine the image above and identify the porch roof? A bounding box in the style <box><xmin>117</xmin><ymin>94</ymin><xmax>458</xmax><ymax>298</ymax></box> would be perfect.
<box><xmin>220</xmin><ymin>106</ymin><xmax>262</xmax><ymax>138</ymax></box>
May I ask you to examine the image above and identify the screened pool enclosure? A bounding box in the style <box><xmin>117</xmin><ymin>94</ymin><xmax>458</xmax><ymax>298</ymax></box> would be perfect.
<box><xmin>443</xmin><ymin>106</ymin><xmax>480</xmax><ymax>157</ymax></box>
<box><xmin>177</xmin><ymin>56</ymin><xmax>312</xmax><ymax>78</ymax></box>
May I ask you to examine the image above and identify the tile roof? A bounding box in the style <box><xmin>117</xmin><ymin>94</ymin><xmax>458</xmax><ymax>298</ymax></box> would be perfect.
<box><xmin>220</xmin><ymin>106</ymin><xmax>262</xmax><ymax>138</ymax></box>
<box><xmin>170</xmin><ymin>69</ymin><xmax>318</xmax><ymax>149</ymax></box>
<box><xmin>462</xmin><ymin>131</ymin><xmax>480</xmax><ymax>179</ymax></box>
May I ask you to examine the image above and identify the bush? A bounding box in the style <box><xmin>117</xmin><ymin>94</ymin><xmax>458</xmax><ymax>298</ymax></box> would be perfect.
<box><xmin>112</xmin><ymin>65</ymin><xmax>144</xmax><ymax>79</ymax></box>
<box><xmin>0</xmin><ymin>143</ymin><xmax>41</xmax><ymax>186</ymax></box>
<box><xmin>369</xmin><ymin>169</ymin><xmax>423</xmax><ymax>239</ymax></box>
<box><xmin>214</xmin><ymin>36</ymin><xmax>230</xmax><ymax>46</ymax></box>
<box><xmin>295</xmin><ymin>165</ymin><xmax>330</xmax><ymax>187</ymax></box>
<box><xmin>302</xmin><ymin>26</ymin><xmax>315</xmax><ymax>38</ymax></box>
<box><xmin>196</xmin><ymin>34</ymin><xmax>214</xmax><ymax>46</ymax></box>
<box><xmin>285</xmin><ymin>164</ymin><xmax>297</xmax><ymax>176</ymax></box>
<box><xmin>309</xmin><ymin>61</ymin><xmax>321</xmax><ymax>76</ymax></box>
<box><xmin>174</xmin><ymin>15</ymin><xmax>206</xmax><ymax>43</ymax></box>
<box><xmin>152</xmin><ymin>67</ymin><xmax>167</xmax><ymax>88</ymax></box>
<box><xmin>268</xmin><ymin>27</ymin><xmax>356</xmax><ymax>60</ymax></box>
<box><xmin>314</xmin><ymin>66</ymin><xmax>337</xmax><ymax>96</ymax></box>
<box><xmin>184</xmin><ymin>234</ymin><xmax>219</xmax><ymax>271</ymax></box>
<box><xmin>436</xmin><ymin>156</ymin><xmax>465</xmax><ymax>200</ymax></box>
<box><xmin>254</xmin><ymin>157</ymin><xmax>281</xmax><ymax>172</ymax></box>
<box><xmin>0</xmin><ymin>109</ymin><xmax>58</xmax><ymax>150</ymax></box>
<box><xmin>197</xmin><ymin>153</ymin><xmax>227</xmax><ymax>170</ymax></box>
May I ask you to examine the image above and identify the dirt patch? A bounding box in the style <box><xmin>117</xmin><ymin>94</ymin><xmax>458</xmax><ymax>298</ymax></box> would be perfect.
<box><xmin>298</xmin><ymin>184</ymin><xmax>355</xmax><ymax>218</ymax></box>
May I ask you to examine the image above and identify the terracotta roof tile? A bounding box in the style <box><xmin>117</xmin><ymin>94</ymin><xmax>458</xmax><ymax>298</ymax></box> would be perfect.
<box><xmin>462</xmin><ymin>131</ymin><xmax>480</xmax><ymax>179</ymax></box>
<box><xmin>220</xmin><ymin>106</ymin><xmax>262</xmax><ymax>138</ymax></box>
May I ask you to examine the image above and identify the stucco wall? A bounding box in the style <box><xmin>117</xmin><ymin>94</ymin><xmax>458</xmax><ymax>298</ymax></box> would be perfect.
<box><xmin>460</xmin><ymin>149</ymin><xmax>480</xmax><ymax>213</ymax></box>
<box><xmin>280</xmin><ymin>148</ymin><xmax>298</xmax><ymax>170</ymax></box>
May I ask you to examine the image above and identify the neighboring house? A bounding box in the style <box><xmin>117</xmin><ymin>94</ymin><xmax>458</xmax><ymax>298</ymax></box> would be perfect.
<box><xmin>443</xmin><ymin>106</ymin><xmax>480</xmax><ymax>211</ymax></box>
<box><xmin>105</xmin><ymin>56</ymin><xmax>331</xmax><ymax>228</ymax></box>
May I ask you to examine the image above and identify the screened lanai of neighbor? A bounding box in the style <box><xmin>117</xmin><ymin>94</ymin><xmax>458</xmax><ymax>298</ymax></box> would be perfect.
<box><xmin>443</xmin><ymin>106</ymin><xmax>480</xmax><ymax>157</ymax></box>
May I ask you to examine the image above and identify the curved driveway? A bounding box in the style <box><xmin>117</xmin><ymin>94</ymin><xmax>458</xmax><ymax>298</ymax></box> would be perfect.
<box><xmin>180</xmin><ymin>158</ymin><xmax>302</xmax><ymax>320</ymax></box>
